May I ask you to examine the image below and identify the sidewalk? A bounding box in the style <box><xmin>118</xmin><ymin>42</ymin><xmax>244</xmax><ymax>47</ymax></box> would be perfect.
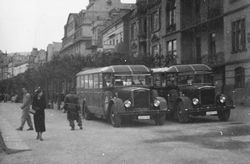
<box><xmin>0</xmin><ymin>114</ymin><xmax>30</xmax><ymax>152</ymax></box>
<box><xmin>230</xmin><ymin>105</ymin><xmax>250</xmax><ymax>123</ymax></box>
<box><xmin>0</xmin><ymin>102</ymin><xmax>81</xmax><ymax>164</ymax></box>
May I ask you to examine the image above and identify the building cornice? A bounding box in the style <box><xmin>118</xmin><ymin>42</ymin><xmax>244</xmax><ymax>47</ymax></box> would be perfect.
<box><xmin>224</xmin><ymin>4</ymin><xmax>250</xmax><ymax>17</ymax></box>
<box><xmin>225</xmin><ymin>58</ymin><xmax>250</xmax><ymax>66</ymax></box>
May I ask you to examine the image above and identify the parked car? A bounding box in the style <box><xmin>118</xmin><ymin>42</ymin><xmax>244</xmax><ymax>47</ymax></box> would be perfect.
<box><xmin>76</xmin><ymin>65</ymin><xmax>168</xmax><ymax>127</ymax></box>
<box><xmin>151</xmin><ymin>64</ymin><xmax>235</xmax><ymax>123</ymax></box>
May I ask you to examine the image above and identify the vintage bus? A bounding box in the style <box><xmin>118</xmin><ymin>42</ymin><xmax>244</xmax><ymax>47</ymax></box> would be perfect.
<box><xmin>76</xmin><ymin>65</ymin><xmax>168</xmax><ymax>127</ymax></box>
<box><xmin>152</xmin><ymin>64</ymin><xmax>234</xmax><ymax>123</ymax></box>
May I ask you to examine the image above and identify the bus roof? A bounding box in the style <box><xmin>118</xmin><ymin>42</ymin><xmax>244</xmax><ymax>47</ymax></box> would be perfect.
<box><xmin>77</xmin><ymin>65</ymin><xmax>151</xmax><ymax>76</ymax></box>
<box><xmin>152</xmin><ymin>64</ymin><xmax>212</xmax><ymax>74</ymax></box>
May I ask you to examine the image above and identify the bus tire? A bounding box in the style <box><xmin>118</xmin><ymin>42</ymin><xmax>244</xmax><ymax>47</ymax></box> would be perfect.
<box><xmin>109</xmin><ymin>105</ymin><xmax>121</xmax><ymax>127</ymax></box>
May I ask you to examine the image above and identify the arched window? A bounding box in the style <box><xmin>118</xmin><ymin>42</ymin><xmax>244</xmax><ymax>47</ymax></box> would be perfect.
<box><xmin>235</xmin><ymin>67</ymin><xmax>245</xmax><ymax>88</ymax></box>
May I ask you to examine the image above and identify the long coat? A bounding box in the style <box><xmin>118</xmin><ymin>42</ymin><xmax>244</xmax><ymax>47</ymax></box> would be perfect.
<box><xmin>32</xmin><ymin>95</ymin><xmax>46</xmax><ymax>132</ymax></box>
<box><xmin>64</xmin><ymin>93</ymin><xmax>80</xmax><ymax>121</ymax></box>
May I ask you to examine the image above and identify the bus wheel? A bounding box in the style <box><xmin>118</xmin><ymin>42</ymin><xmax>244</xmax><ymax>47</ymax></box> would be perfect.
<box><xmin>218</xmin><ymin>109</ymin><xmax>230</xmax><ymax>121</ymax></box>
<box><xmin>176</xmin><ymin>102</ymin><xmax>189</xmax><ymax>123</ymax></box>
<box><xmin>154</xmin><ymin>113</ymin><xmax>166</xmax><ymax>125</ymax></box>
<box><xmin>83</xmin><ymin>105</ymin><xmax>92</xmax><ymax>120</ymax></box>
<box><xmin>109</xmin><ymin>105</ymin><xmax>121</xmax><ymax>127</ymax></box>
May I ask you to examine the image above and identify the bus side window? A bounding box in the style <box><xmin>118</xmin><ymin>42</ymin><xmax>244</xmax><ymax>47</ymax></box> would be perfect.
<box><xmin>103</xmin><ymin>74</ymin><xmax>113</xmax><ymax>87</ymax></box>
<box><xmin>85</xmin><ymin>75</ymin><xmax>89</xmax><ymax>89</ymax></box>
<box><xmin>93</xmin><ymin>74</ymin><xmax>99</xmax><ymax>88</ymax></box>
<box><xmin>81</xmin><ymin>76</ymin><xmax>84</xmax><ymax>88</ymax></box>
<box><xmin>89</xmin><ymin>74</ymin><xmax>93</xmax><ymax>89</ymax></box>
<box><xmin>154</xmin><ymin>74</ymin><xmax>161</xmax><ymax>87</ymax></box>
<box><xmin>99</xmin><ymin>74</ymin><xmax>103</xmax><ymax>88</ymax></box>
<box><xmin>161</xmin><ymin>73</ymin><xmax>166</xmax><ymax>87</ymax></box>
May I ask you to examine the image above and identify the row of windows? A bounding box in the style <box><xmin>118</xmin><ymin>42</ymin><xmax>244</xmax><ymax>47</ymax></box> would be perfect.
<box><xmin>130</xmin><ymin>8</ymin><xmax>161</xmax><ymax>40</ymax></box>
<box><xmin>103</xmin><ymin>33</ymin><xmax>123</xmax><ymax>46</ymax></box>
<box><xmin>149</xmin><ymin>17</ymin><xmax>246</xmax><ymax>59</ymax></box>
<box><xmin>129</xmin><ymin>0</ymin><xmax>176</xmax><ymax>37</ymax></box>
<box><xmin>77</xmin><ymin>74</ymin><xmax>150</xmax><ymax>89</ymax></box>
<box><xmin>76</xmin><ymin>67</ymin><xmax>246</xmax><ymax>89</ymax></box>
<box><xmin>151</xmin><ymin>39</ymin><xmax>177</xmax><ymax>57</ymax></box>
<box><xmin>77</xmin><ymin>74</ymin><xmax>103</xmax><ymax>89</ymax></box>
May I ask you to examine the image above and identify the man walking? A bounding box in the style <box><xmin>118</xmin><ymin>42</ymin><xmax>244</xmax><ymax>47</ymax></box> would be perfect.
<box><xmin>16</xmin><ymin>88</ymin><xmax>33</xmax><ymax>131</ymax></box>
<box><xmin>64</xmin><ymin>90</ymin><xmax>82</xmax><ymax>130</ymax></box>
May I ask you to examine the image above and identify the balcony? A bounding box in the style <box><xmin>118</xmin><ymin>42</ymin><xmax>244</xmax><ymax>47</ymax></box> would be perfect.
<box><xmin>62</xmin><ymin>36</ymin><xmax>74</xmax><ymax>48</ymax></box>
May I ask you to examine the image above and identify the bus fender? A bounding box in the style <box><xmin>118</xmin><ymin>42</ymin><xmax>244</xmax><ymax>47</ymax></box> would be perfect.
<box><xmin>156</xmin><ymin>96</ymin><xmax>167</xmax><ymax>111</ymax></box>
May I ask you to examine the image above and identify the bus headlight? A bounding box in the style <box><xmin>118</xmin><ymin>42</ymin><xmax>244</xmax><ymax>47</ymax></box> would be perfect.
<box><xmin>154</xmin><ymin>99</ymin><xmax>160</xmax><ymax>107</ymax></box>
<box><xmin>124</xmin><ymin>100</ymin><xmax>131</xmax><ymax>108</ymax></box>
<box><xmin>192</xmin><ymin>98</ymin><xmax>199</xmax><ymax>105</ymax></box>
<box><xmin>220</xmin><ymin>95</ymin><xmax>226</xmax><ymax>103</ymax></box>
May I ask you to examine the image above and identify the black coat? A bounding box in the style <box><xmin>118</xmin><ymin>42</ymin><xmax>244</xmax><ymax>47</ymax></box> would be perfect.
<box><xmin>32</xmin><ymin>95</ymin><xmax>46</xmax><ymax>132</ymax></box>
<box><xmin>64</xmin><ymin>93</ymin><xmax>80</xmax><ymax>120</ymax></box>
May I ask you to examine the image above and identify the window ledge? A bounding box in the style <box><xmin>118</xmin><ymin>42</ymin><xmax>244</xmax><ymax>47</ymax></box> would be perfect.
<box><xmin>231</xmin><ymin>48</ymin><xmax>247</xmax><ymax>54</ymax></box>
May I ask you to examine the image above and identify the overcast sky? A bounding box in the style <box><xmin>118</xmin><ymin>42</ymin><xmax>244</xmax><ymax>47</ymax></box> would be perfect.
<box><xmin>0</xmin><ymin>0</ymin><xmax>135</xmax><ymax>53</ymax></box>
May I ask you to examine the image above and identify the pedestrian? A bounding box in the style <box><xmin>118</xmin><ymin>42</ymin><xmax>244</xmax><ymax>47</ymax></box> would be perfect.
<box><xmin>32</xmin><ymin>87</ymin><xmax>46</xmax><ymax>141</ymax></box>
<box><xmin>64</xmin><ymin>89</ymin><xmax>82</xmax><ymax>130</ymax></box>
<box><xmin>16</xmin><ymin>88</ymin><xmax>34</xmax><ymax>131</ymax></box>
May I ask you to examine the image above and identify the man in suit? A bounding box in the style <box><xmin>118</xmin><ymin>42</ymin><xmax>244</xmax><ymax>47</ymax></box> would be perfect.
<box><xmin>16</xmin><ymin>88</ymin><xmax>33</xmax><ymax>131</ymax></box>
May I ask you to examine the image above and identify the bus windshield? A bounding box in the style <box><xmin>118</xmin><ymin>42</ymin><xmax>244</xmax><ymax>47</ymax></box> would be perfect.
<box><xmin>177</xmin><ymin>74</ymin><xmax>213</xmax><ymax>85</ymax></box>
<box><xmin>113</xmin><ymin>75</ymin><xmax>151</xmax><ymax>87</ymax></box>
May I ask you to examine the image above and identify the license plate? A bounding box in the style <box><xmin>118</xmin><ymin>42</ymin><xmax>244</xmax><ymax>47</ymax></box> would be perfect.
<box><xmin>138</xmin><ymin>115</ymin><xmax>150</xmax><ymax>120</ymax></box>
<box><xmin>206</xmin><ymin>111</ymin><xmax>217</xmax><ymax>115</ymax></box>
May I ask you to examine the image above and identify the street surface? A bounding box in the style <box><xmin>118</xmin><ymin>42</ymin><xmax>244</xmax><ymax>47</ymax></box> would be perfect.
<box><xmin>1</xmin><ymin>103</ymin><xmax>250</xmax><ymax>164</ymax></box>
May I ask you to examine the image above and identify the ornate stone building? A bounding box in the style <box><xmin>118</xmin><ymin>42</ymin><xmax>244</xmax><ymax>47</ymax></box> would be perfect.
<box><xmin>61</xmin><ymin>0</ymin><xmax>133</xmax><ymax>57</ymax></box>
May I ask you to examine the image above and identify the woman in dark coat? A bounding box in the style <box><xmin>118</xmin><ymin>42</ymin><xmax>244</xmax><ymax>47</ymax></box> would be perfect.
<box><xmin>32</xmin><ymin>88</ymin><xmax>46</xmax><ymax>141</ymax></box>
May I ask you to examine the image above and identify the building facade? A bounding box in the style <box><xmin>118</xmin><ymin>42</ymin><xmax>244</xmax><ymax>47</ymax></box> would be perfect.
<box><xmin>13</xmin><ymin>63</ymin><xmax>28</xmax><ymax>77</ymax></box>
<box><xmin>129</xmin><ymin>0</ymin><xmax>181</xmax><ymax>67</ymax></box>
<box><xmin>28</xmin><ymin>48</ymin><xmax>39</xmax><ymax>69</ymax></box>
<box><xmin>61</xmin><ymin>12</ymin><xmax>92</xmax><ymax>57</ymax></box>
<box><xmin>224</xmin><ymin>0</ymin><xmax>250</xmax><ymax>104</ymax></box>
<box><xmin>34</xmin><ymin>49</ymin><xmax>47</xmax><ymax>65</ymax></box>
<box><xmin>47</xmin><ymin>42</ymin><xmax>62</xmax><ymax>62</ymax></box>
<box><xmin>0</xmin><ymin>51</ymin><xmax>9</xmax><ymax>80</ymax></box>
<box><xmin>61</xmin><ymin>0</ymin><xmax>132</xmax><ymax>57</ymax></box>
<box><xmin>101</xmin><ymin>9</ymin><xmax>131</xmax><ymax>52</ymax></box>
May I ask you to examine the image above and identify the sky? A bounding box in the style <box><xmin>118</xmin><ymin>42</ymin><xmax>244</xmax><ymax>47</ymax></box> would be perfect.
<box><xmin>0</xmin><ymin>0</ymin><xmax>135</xmax><ymax>53</ymax></box>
